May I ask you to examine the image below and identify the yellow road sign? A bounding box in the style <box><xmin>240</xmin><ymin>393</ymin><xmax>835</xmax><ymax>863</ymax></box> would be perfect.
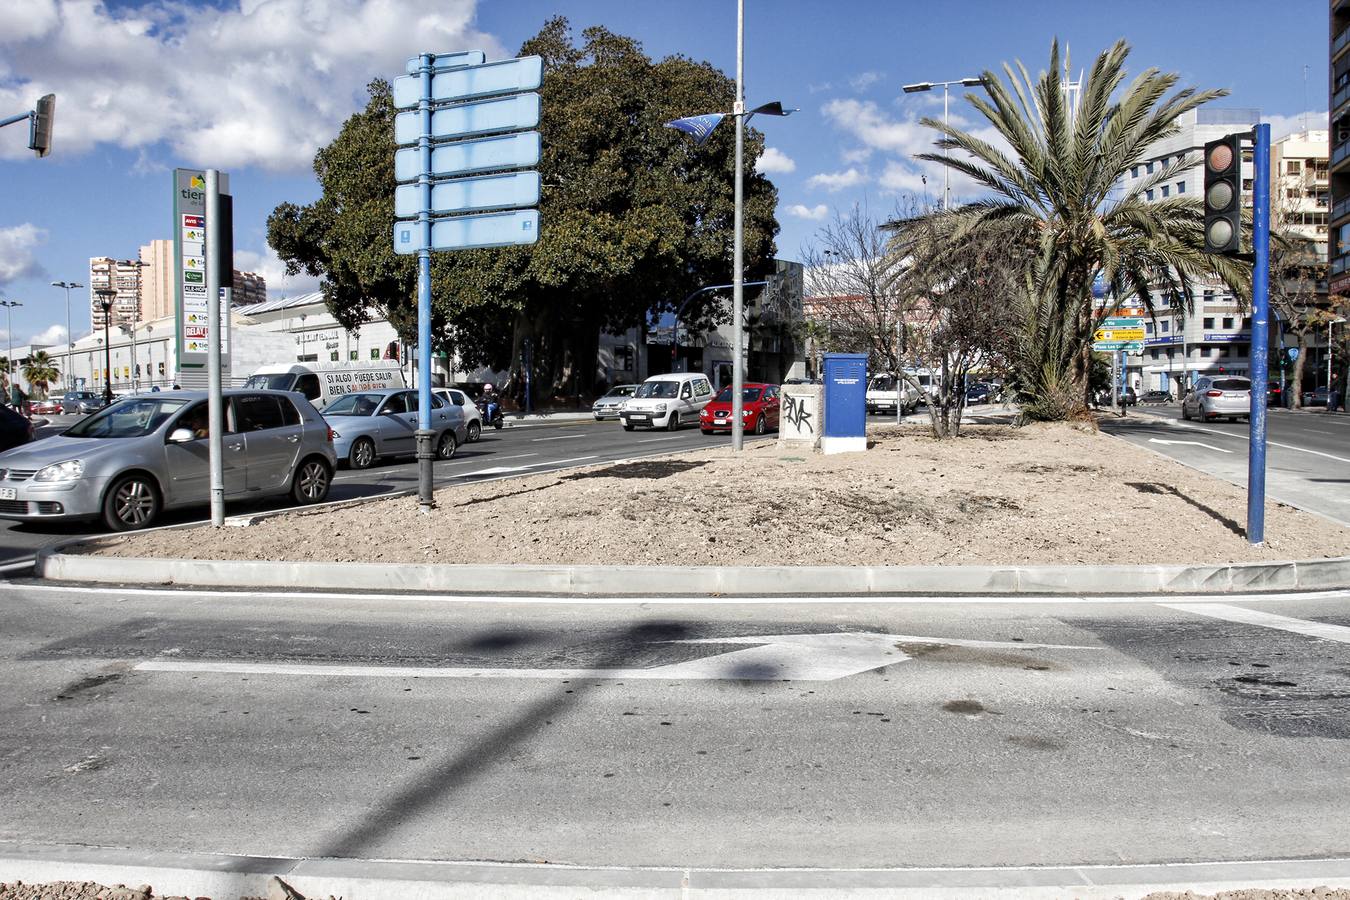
<box><xmin>1093</xmin><ymin>325</ymin><xmax>1145</xmax><ymax>342</ymax></box>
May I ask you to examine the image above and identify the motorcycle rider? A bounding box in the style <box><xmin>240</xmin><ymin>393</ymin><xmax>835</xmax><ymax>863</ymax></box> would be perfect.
<box><xmin>481</xmin><ymin>382</ymin><xmax>501</xmax><ymax>426</ymax></box>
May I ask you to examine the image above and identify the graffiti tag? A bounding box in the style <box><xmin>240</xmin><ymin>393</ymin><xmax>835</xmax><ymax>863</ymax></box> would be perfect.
<box><xmin>783</xmin><ymin>395</ymin><xmax>813</xmax><ymax>433</ymax></box>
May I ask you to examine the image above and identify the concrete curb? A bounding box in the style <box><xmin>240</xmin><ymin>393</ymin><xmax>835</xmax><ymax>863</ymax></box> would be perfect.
<box><xmin>34</xmin><ymin>549</ymin><xmax>1350</xmax><ymax>595</ymax></box>
<box><xmin>3</xmin><ymin>843</ymin><xmax>1350</xmax><ymax>899</ymax></box>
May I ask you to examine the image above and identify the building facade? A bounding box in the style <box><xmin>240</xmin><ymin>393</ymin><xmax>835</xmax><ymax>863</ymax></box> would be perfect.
<box><xmin>88</xmin><ymin>257</ymin><xmax>143</xmax><ymax>329</ymax></box>
<box><xmin>137</xmin><ymin>240</ymin><xmax>175</xmax><ymax>323</ymax></box>
<box><xmin>1330</xmin><ymin>0</ymin><xmax>1350</xmax><ymax>295</ymax></box>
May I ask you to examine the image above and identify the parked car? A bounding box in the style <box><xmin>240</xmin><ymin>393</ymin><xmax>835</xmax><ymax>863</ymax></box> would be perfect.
<box><xmin>619</xmin><ymin>372</ymin><xmax>713</xmax><ymax>431</ymax></box>
<box><xmin>1182</xmin><ymin>376</ymin><xmax>1252</xmax><ymax>422</ymax></box>
<box><xmin>1140</xmin><ymin>389</ymin><xmax>1173</xmax><ymax>404</ymax></box>
<box><xmin>965</xmin><ymin>382</ymin><xmax>994</xmax><ymax>404</ymax></box>
<box><xmin>1121</xmin><ymin>386</ymin><xmax>1137</xmax><ymax>406</ymax></box>
<box><xmin>592</xmin><ymin>384</ymin><xmax>638</xmax><ymax>420</ymax></box>
<box><xmin>1267</xmin><ymin>381</ymin><xmax>1284</xmax><ymax>407</ymax></box>
<box><xmin>0</xmin><ymin>390</ymin><xmax>335</xmax><ymax>531</ymax></box>
<box><xmin>866</xmin><ymin>374</ymin><xmax>918</xmax><ymax>416</ymax></box>
<box><xmin>61</xmin><ymin>390</ymin><xmax>104</xmax><ymax>415</ymax></box>
<box><xmin>432</xmin><ymin>387</ymin><xmax>483</xmax><ymax>442</ymax></box>
<box><xmin>700</xmin><ymin>383</ymin><xmax>780</xmax><ymax>435</ymax></box>
<box><xmin>323</xmin><ymin>388</ymin><xmax>467</xmax><ymax>469</ymax></box>
<box><xmin>30</xmin><ymin>397</ymin><xmax>63</xmax><ymax>416</ymax></box>
<box><xmin>0</xmin><ymin>405</ymin><xmax>35</xmax><ymax>454</ymax></box>
<box><xmin>1303</xmin><ymin>387</ymin><xmax>1331</xmax><ymax>408</ymax></box>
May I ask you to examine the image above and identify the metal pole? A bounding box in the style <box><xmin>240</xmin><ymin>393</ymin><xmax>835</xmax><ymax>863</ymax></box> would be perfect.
<box><xmin>731</xmin><ymin>0</ymin><xmax>746</xmax><ymax>451</ymax></box>
<box><xmin>895</xmin><ymin>319</ymin><xmax>902</xmax><ymax>425</ymax></box>
<box><xmin>1111</xmin><ymin>351</ymin><xmax>1118</xmax><ymax>411</ymax></box>
<box><xmin>3</xmin><ymin>302</ymin><xmax>13</xmax><ymax>405</ymax></box>
<box><xmin>943</xmin><ymin>83</ymin><xmax>950</xmax><ymax>209</ymax></box>
<box><xmin>206</xmin><ymin>169</ymin><xmax>225</xmax><ymax>527</ymax></box>
<box><xmin>416</xmin><ymin>52</ymin><xmax>436</xmax><ymax>511</ymax></box>
<box><xmin>1247</xmin><ymin>123</ymin><xmax>1272</xmax><ymax>545</ymax></box>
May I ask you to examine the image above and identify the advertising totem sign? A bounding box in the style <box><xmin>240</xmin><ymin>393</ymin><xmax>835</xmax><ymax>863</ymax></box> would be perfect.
<box><xmin>173</xmin><ymin>168</ymin><xmax>230</xmax><ymax>386</ymax></box>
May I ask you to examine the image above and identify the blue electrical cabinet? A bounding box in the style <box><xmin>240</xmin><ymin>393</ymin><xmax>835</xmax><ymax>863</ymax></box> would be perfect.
<box><xmin>822</xmin><ymin>353</ymin><xmax>868</xmax><ymax>453</ymax></box>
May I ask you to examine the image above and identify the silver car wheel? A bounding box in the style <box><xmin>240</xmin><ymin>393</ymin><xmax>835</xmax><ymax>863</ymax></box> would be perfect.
<box><xmin>349</xmin><ymin>437</ymin><xmax>375</xmax><ymax>469</ymax></box>
<box><xmin>104</xmin><ymin>475</ymin><xmax>160</xmax><ymax>530</ymax></box>
<box><xmin>436</xmin><ymin>430</ymin><xmax>457</xmax><ymax>460</ymax></box>
<box><xmin>467</xmin><ymin>420</ymin><xmax>481</xmax><ymax>443</ymax></box>
<box><xmin>295</xmin><ymin>460</ymin><xmax>330</xmax><ymax>503</ymax></box>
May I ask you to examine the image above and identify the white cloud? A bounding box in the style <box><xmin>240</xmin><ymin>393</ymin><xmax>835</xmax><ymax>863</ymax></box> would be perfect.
<box><xmin>0</xmin><ymin>0</ymin><xmax>504</xmax><ymax>171</ymax></box>
<box><xmin>234</xmin><ymin>245</ymin><xmax>322</xmax><ymax>298</ymax></box>
<box><xmin>0</xmin><ymin>223</ymin><xmax>47</xmax><ymax>285</ymax></box>
<box><xmin>840</xmin><ymin>147</ymin><xmax>874</xmax><ymax>164</ymax></box>
<box><xmin>850</xmin><ymin>71</ymin><xmax>884</xmax><ymax>92</ymax></box>
<box><xmin>879</xmin><ymin>161</ymin><xmax>929</xmax><ymax>194</ymax></box>
<box><xmin>1265</xmin><ymin>110</ymin><xmax>1328</xmax><ymax>141</ymax></box>
<box><xmin>807</xmin><ymin>168</ymin><xmax>867</xmax><ymax>192</ymax></box>
<box><xmin>756</xmin><ymin>147</ymin><xmax>796</xmax><ymax>174</ymax></box>
<box><xmin>787</xmin><ymin>204</ymin><xmax>829</xmax><ymax>221</ymax></box>
<box><xmin>26</xmin><ymin>322</ymin><xmax>66</xmax><ymax>346</ymax></box>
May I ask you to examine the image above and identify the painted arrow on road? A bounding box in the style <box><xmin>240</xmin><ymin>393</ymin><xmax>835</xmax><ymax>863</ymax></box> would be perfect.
<box><xmin>1148</xmin><ymin>438</ymin><xmax>1233</xmax><ymax>454</ymax></box>
<box><xmin>134</xmin><ymin>632</ymin><xmax>1097</xmax><ymax>683</ymax></box>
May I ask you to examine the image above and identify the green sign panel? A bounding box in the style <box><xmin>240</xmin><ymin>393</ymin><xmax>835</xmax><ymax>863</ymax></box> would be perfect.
<box><xmin>1092</xmin><ymin>340</ymin><xmax>1145</xmax><ymax>353</ymax></box>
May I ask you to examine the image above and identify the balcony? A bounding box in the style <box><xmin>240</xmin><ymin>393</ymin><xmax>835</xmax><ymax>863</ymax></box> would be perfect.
<box><xmin>1334</xmin><ymin>140</ymin><xmax>1350</xmax><ymax>168</ymax></box>
<box><xmin>1335</xmin><ymin>196</ymin><xmax>1350</xmax><ymax>221</ymax></box>
<box><xmin>1337</xmin><ymin>25</ymin><xmax>1350</xmax><ymax>58</ymax></box>
<box><xmin>1335</xmin><ymin>81</ymin><xmax>1350</xmax><ymax>114</ymax></box>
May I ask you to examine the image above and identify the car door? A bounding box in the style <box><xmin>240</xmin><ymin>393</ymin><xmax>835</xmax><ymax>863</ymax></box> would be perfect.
<box><xmin>162</xmin><ymin>400</ymin><xmax>246</xmax><ymax>506</ymax></box>
<box><xmin>234</xmin><ymin>393</ymin><xmax>304</xmax><ymax>493</ymax></box>
<box><xmin>377</xmin><ymin>391</ymin><xmax>416</xmax><ymax>456</ymax></box>
<box><xmin>677</xmin><ymin>380</ymin><xmax>695</xmax><ymax>423</ymax></box>
<box><xmin>764</xmin><ymin>386</ymin><xmax>780</xmax><ymax>427</ymax></box>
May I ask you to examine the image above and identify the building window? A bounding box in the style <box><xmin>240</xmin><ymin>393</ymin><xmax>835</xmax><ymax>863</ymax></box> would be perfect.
<box><xmin>1131</xmin><ymin>165</ymin><xmax>1139</xmax><ymax>178</ymax></box>
<box><xmin>1161</xmin><ymin>321</ymin><xmax>1169</xmax><ymax>333</ymax></box>
<box><xmin>1146</xmin><ymin>161</ymin><xmax>1154</xmax><ymax>174</ymax></box>
<box><xmin>1222</xmin><ymin>317</ymin><xmax>1234</xmax><ymax>329</ymax></box>
<box><xmin>1203</xmin><ymin>317</ymin><xmax>1215</xmax><ymax>329</ymax></box>
<box><xmin>1287</xmin><ymin>160</ymin><xmax>1302</xmax><ymax>175</ymax></box>
<box><xmin>1177</xmin><ymin>181</ymin><xmax>1185</xmax><ymax>194</ymax></box>
<box><xmin>1242</xmin><ymin>178</ymin><xmax>1254</xmax><ymax>192</ymax></box>
<box><xmin>1161</xmin><ymin>185</ymin><xmax>1170</xmax><ymax>198</ymax></box>
<box><xmin>1150</xmin><ymin>349</ymin><xmax>1159</xmax><ymax>360</ymax></box>
<box><xmin>1146</xmin><ymin>189</ymin><xmax>1154</xmax><ymax>201</ymax></box>
<box><xmin>1145</xmin><ymin>322</ymin><xmax>1154</xmax><ymax>334</ymax></box>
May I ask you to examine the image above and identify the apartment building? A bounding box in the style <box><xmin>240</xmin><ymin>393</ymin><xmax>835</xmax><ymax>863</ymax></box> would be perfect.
<box><xmin>138</xmin><ymin>239</ymin><xmax>175</xmax><ymax>322</ymax></box>
<box><xmin>88</xmin><ymin>257</ymin><xmax>144</xmax><ymax>329</ymax></box>
<box><xmin>232</xmin><ymin>270</ymin><xmax>268</xmax><ymax>306</ymax></box>
<box><xmin>89</xmin><ymin>244</ymin><xmax>267</xmax><ymax>331</ymax></box>
<box><xmin>1330</xmin><ymin>0</ymin><xmax>1350</xmax><ymax>295</ymax></box>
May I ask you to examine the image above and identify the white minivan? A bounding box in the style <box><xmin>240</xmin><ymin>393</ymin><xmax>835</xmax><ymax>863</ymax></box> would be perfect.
<box><xmin>619</xmin><ymin>372</ymin><xmax>714</xmax><ymax>431</ymax></box>
<box><xmin>244</xmin><ymin>363</ymin><xmax>406</xmax><ymax>409</ymax></box>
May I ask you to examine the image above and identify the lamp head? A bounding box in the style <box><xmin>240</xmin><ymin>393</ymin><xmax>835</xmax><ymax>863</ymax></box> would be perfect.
<box><xmin>902</xmin><ymin>82</ymin><xmax>933</xmax><ymax>94</ymax></box>
<box><xmin>960</xmin><ymin>77</ymin><xmax>985</xmax><ymax>87</ymax></box>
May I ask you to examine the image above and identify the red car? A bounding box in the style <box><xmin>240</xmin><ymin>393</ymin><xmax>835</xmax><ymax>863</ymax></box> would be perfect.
<box><xmin>700</xmin><ymin>382</ymin><xmax>781</xmax><ymax>435</ymax></box>
<box><xmin>30</xmin><ymin>398</ymin><xmax>63</xmax><ymax>416</ymax></box>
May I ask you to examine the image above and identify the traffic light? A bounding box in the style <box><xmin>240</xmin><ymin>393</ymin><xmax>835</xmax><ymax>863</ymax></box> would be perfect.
<box><xmin>28</xmin><ymin>93</ymin><xmax>54</xmax><ymax>158</ymax></box>
<box><xmin>1203</xmin><ymin>133</ymin><xmax>1242</xmax><ymax>254</ymax></box>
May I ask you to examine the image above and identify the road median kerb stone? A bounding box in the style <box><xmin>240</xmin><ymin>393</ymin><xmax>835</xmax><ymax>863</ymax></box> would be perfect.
<box><xmin>34</xmin><ymin>547</ymin><xmax>1350</xmax><ymax>595</ymax></box>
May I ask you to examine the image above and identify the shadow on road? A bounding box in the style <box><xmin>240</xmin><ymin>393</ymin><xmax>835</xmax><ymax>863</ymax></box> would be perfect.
<box><xmin>313</xmin><ymin>619</ymin><xmax>692</xmax><ymax>859</ymax></box>
<box><xmin>564</xmin><ymin>460</ymin><xmax>708</xmax><ymax>481</ymax></box>
<box><xmin>1126</xmin><ymin>482</ymin><xmax>1243</xmax><ymax>536</ymax></box>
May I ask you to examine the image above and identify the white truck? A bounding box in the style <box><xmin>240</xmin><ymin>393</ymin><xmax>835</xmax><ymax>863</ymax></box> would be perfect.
<box><xmin>865</xmin><ymin>373</ymin><xmax>920</xmax><ymax>417</ymax></box>
<box><xmin>243</xmin><ymin>362</ymin><xmax>406</xmax><ymax>408</ymax></box>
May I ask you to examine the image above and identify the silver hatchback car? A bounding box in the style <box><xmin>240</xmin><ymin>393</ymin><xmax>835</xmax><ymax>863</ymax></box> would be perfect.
<box><xmin>0</xmin><ymin>390</ymin><xmax>336</xmax><ymax>531</ymax></box>
<box><xmin>1182</xmin><ymin>376</ymin><xmax>1252</xmax><ymax>422</ymax></box>
<box><xmin>323</xmin><ymin>388</ymin><xmax>468</xmax><ymax>469</ymax></box>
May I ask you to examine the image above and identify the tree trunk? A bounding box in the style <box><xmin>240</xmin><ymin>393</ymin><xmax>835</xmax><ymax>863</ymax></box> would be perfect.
<box><xmin>1291</xmin><ymin>330</ymin><xmax>1309</xmax><ymax>408</ymax></box>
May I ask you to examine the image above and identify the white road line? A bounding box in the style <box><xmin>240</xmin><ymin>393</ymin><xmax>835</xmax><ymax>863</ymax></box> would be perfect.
<box><xmin>4</xmin><ymin>582</ymin><xmax>1348</xmax><ymax>606</ymax></box>
<box><xmin>637</xmin><ymin>436</ymin><xmax>687</xmax><ymax>443</ymax></box>
<box><xmin>1158</xmin><ymin>417</ymin><xmax>1350</xmax><ymax>464</ymax></box>
<box><xmin>1162</xmin><ymin>602</ymin><xmax>1350</xmax><ymax>644</ymax></box>
<box><xmin>531</xmin><ymin>434</ymin><xmax>584</xmax><ymax>441</ymax></box>
<box><xmin>0</xmin><ymin>559</ymin><xmax>35</xmax><ymax>574</ymax></box>
<box><xmin>1148</xmin><ymin>438</ymin><xmax>1232</xmax><ymax>453</ymax></box>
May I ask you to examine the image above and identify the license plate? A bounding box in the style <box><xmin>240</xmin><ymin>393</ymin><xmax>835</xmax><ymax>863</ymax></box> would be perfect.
<box><xmin>631</xmin><ymin>414</ymin><xmax>649</xmax><ymax>421</ymax></box>
<box><xmin>714</xmin><ymin>418</ymin><xmax>728</xmax><ymax>424</ymax></box>
<box><xmin>0</xmin><ymin>488</ymin><xmax>15</xmax><ymax>501</ymax></box>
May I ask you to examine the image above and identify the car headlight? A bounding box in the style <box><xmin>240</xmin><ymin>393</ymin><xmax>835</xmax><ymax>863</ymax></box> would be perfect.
<box><xmin>34</xmin><ymin>460</ymin><xmax>84</xmax><ymax>482</ymax></box>
<box><xmin>654</xmin><ymin>403</ymin><xmax>667</xmax><ymax>413</ymax></box>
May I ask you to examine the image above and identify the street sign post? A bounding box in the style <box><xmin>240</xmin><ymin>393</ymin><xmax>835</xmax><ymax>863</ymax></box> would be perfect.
<box><xmin>394</xmin><ymin>51</ymin><xmax>543</xmax><ymax>512</ymax></box>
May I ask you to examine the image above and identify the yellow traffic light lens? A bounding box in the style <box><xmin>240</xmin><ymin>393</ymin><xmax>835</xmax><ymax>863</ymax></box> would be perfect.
<box><xmin>1206</xmin><ymin>143</ymin><xmax>1234</xmax><ymax>173</ymax></box>
<box><xmin>1207</xmin><ymin>219</ymin><xmax>1234</xmax><ymax>248</ymax></box>
<box><xmin>1206</xmin><ymin>181</ymin><xmax>1234</xmax><ymax>210</ymax></box>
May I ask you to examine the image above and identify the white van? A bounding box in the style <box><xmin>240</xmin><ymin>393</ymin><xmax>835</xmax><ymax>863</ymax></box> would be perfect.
<box><xmin>619</xmin><ymin>372</ymin><xmax>714</xmax><ymax>431</ymax></box>
<box><xmin>866</xmin><ymin>373</ymin><xmax>919</xmax><ymax>416</ymax></box>
<box><xmin>244</xmin><ymin>363</ymin><xmax>406</xmax><ymax>409</ymax></box>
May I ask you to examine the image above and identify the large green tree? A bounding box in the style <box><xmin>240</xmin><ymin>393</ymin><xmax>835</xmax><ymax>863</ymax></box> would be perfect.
<box><xmin>913</xmin><ymin>39</ymin><xmax>1250</xmax><ymax>420</ymax></box>
<box><xmin>269</xmin><ymin>18</ymin><xmax>779</xmax><ymax>403</ymax></box>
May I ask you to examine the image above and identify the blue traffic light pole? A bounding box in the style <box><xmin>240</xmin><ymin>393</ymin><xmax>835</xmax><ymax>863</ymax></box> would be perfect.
<box><xmin>1247</xmin><ymin>123</ymin><xmax>1272</xmax><ymax>544</ymax></box>
<box><xmin>416</xmin><ymin>52</ymin><xmax>436</xmax><ymax>513</ymax></box>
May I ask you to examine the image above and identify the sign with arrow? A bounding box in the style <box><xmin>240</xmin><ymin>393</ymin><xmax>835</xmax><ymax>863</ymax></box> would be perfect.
<box><xmin>134</xmin><ymin>631</ymin><xmax>1097</xmax><ymax>683</ymax></box>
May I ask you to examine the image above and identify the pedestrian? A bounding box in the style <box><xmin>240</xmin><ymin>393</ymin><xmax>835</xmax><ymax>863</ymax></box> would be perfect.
<box><xmin>1330</xmin><ymin>374</ymin><xmax>1342</xmax><ymax>414</ymax></box>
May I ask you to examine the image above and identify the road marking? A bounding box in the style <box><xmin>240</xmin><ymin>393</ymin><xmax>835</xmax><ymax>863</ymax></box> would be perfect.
<box><xmin>531</xmin><ymin>434</ymin><xmax>585</xmax><ymax>441</ymax></box>
<box><xmin>454</xmin><ymin>455</ymin><xmax>598</xmax><ymax>478</ymax></box>
<box><xmin>0</xmin><ymin>559</ymin><xmax>35</xmax><ymax>575</ymax></box>
<box><xmin>637</xmin><ymin>436</ymin><xmax>687</xmax><ymax>443</ymax></box>
<box><xmin>133</xmin><ymin>631</ymin><xmax>1097</xmax><ymax>683</ymax></box>
<box><xmin>1152</xmin><ymin>416</ymin><xmax>1350</xmax><ymax>464</ymax></box>
<box><xmin>1148</xmin><ymin>438</ymin><xmax>1232</xmax><ymax>453</ymax></box>
<box><xmin>7</xmin><ymin>583</ymin><xmax>1347</xmax><ymax>607</ymax></box>
<box><xmin>1162</xmin><ymin>603</ymin><xmax>1350</xmax><ymax>644</ymax></box>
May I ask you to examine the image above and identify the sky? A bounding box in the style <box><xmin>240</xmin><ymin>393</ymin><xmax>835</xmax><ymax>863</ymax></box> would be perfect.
<box><xmin>0</xmin><ymin>0</ymin><xmax>1332</xmax><ymax>348</ymax></box>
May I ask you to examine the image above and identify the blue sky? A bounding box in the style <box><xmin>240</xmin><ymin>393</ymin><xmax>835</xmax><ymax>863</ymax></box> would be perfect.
<box><xmin>0</xmin><ymin>0</ymin><xmax>1330</xmax><ymax>347</ymax></box>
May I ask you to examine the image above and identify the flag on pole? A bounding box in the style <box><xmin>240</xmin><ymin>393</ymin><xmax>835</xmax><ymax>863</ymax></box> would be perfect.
<box><xmin>665</xmin><ymin>113</ymin><xmax>725</xmax><ymax>145</ymax></box>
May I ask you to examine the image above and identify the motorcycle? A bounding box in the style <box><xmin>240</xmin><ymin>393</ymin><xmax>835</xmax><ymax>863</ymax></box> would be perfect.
<box><xmin>475</xmin><ymin>395</ymin><xmax>505</xmax><ymax>430</ymax></box>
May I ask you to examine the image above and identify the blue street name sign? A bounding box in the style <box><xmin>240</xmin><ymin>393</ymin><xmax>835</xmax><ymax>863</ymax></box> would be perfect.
<box><xmin>403</xmin><ymin>50</ymin><xmax>485</xmax><ymax>75</ymax></box>
<box><xmin>393</xmin><ymin>55</ymin><xmax>543</xmax><ymax>110</ymax></box>
<box><xmin>394</xmin><ymin>93</ymin><xmax>540</xmax><ymax>145</ymax></box>
<box><xmin>394</xmin><ymin>171</ymin><xmax>540</xmax><ymax>218</ymax></box>
<box><xmin>393</xmin><ymin>209</ymin><xmax>539</xmax><ymax>254</ymax></box>
<box><xmin>394</xmin><ymin>131</ymin><xmax>540</xmax><ymax>182</ymax></box>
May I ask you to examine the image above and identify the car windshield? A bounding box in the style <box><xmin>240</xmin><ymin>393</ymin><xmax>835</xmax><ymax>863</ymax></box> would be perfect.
<box><xmin>714</xmin><ymin>386</ymin><xmax>763</xmax><ymax>402</ymax></box>
<box><xmin>603</xmin><ymin>386</ymin><xmax>636</xmax><ymax>398</ymax></box>
<box><xmin>244</xmin><ymin>374</ymin><xmax>295</xmax><ymax>391</ymax></box>
<box><xmin>635</xmin><ymin>381</ymin><xmax>679</xmax><ymax>399</ymax></box>
<box><xmin>323</xmin><ymin>393</ymin><xmax>382</xmax><ymax>416</ymax></box>
<box><xmin>869</xmin><ymin>376</ymin><xmax>897</xmax><ymax>391</ymax></box>
<box><xmin>1212</xmin><ymin>379</ymin><xmax>1250</xmax><ymax>391</ymax></box>
<box><xmin>64</xmin><ymin>397</ymin><xmax>188</xmax><ymax>439</ymax></box>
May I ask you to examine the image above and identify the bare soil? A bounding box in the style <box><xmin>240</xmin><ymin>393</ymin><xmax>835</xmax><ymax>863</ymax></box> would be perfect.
<box><xmin>81</xmin><ymin>423</ymin><xmax>1350</xmax><ymax>567</ymax></box>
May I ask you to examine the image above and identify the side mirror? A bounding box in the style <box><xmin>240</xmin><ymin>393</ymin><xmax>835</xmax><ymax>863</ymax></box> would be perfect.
<box><xmin>168</xmin><ymin>428</ymin><xmax>194</xmax><ymax>444</ymax></box>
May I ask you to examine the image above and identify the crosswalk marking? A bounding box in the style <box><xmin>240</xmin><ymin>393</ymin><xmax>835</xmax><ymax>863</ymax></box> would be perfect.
<box><xmin>1162</xmin><ymin>603</ymin><xmax>1350</xmax><ymax>644</ymax></box>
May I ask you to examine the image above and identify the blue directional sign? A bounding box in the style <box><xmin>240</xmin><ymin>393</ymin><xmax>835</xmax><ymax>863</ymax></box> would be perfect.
<box><xmin>393</xmin><ymin>55</ymin><xmax>543</xmax><ymax>110</ymax></box>
<box><xmin>394</xmin><ymin>131</ymin><xmax>540</xmax><ymax>182</ymax></box>
<box><xmin>395</xmin><ymin>171</ymin><xmax>540</xmax><ymax>218</ymax></box>
<box><xmin>393</xmin><ymin>209</ymin><xmax>539</xmax><ymax>254</ymax></box>
<box><xmin>403</xmin><ymin>50</ymin><xmax>484</xmax><ymax>74</ymax></box>
<box><xmin>395</xmin><ymin>93</ymin><xmax>540</xmax><ymax>145</ymax></box>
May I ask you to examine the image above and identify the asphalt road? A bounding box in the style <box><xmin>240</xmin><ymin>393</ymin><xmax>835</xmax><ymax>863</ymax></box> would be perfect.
<box><xmin>0</xmin><ymin>584</ymin><xmax>1348</xmax><ymax>869</ymax></box>
<box><xmin>0</xmin><ymin>413</ymin><xmax>757</xmax><ymax>566</ymax></box>
<box><xmin>1099</xmin><ymin>403</ymin><xmax>1350</xmax><ymax>528</ymax></box>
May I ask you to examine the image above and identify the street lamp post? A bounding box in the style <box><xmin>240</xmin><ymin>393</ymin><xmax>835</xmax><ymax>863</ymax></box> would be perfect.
<box><xmin>902</xmin><ymin>76</ymin><xmax>984</xmax><ymax>210</ymax></box>
<box><xmin>95</xmin><ymin>288</ymin><xmax>116</xmax><ymax>405</ymax></box>
<box><xmin>0</xmin><ymin>299</ymin><xmax>21</xmax><ymax>406</ymax></box>
<box><xmin>51</xmin><ymin>280</ymin><xmax>82</xmax><ymax>390</ymax></box>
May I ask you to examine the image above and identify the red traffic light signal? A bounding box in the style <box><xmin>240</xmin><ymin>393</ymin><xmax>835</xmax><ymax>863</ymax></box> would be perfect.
<box><xmin>28</xmin><ymin>93</ymin><xmax>54</xmax><ymax>158</ymax></box>
<box><xmin>1203</xmin><ymin>134</ymin><xmax>1242</xmax><ymax>254</ymax></box>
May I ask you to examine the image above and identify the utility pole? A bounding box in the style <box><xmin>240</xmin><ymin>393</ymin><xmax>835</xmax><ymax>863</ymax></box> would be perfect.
<box><xmin>731</xmin><ymin>0</ymin><xmax>746</xmax><ymax>451</ymax></box>
<box><xmin>51</xmin><ymin>280</ymin><xmax>82</xmax><ymax>390</ymax></box>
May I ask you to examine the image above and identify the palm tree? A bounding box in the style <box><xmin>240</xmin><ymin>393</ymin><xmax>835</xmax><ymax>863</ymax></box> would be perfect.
<box><xmin>911</xmin><ymin>39</ymin><xmax>1250</xmax><ymax>419</ymax></box>
<box><xmin>22</xmin><ymin>350</ymin><xmax>60</xmax><ymax>399</ymax></box>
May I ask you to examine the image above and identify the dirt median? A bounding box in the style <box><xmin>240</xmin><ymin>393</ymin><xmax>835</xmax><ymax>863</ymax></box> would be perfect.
<box><xmin>78</xmin><ymin>423</ymin><xmax>1350</xmax><ymax>567</ymax></box>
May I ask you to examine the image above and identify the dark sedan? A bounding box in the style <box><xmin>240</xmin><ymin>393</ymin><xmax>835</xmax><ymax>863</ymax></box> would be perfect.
<box><xmin>1140</xmin><ymin>389</ymin><xmax>1173</xmax><ymax>404</ymax></box>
